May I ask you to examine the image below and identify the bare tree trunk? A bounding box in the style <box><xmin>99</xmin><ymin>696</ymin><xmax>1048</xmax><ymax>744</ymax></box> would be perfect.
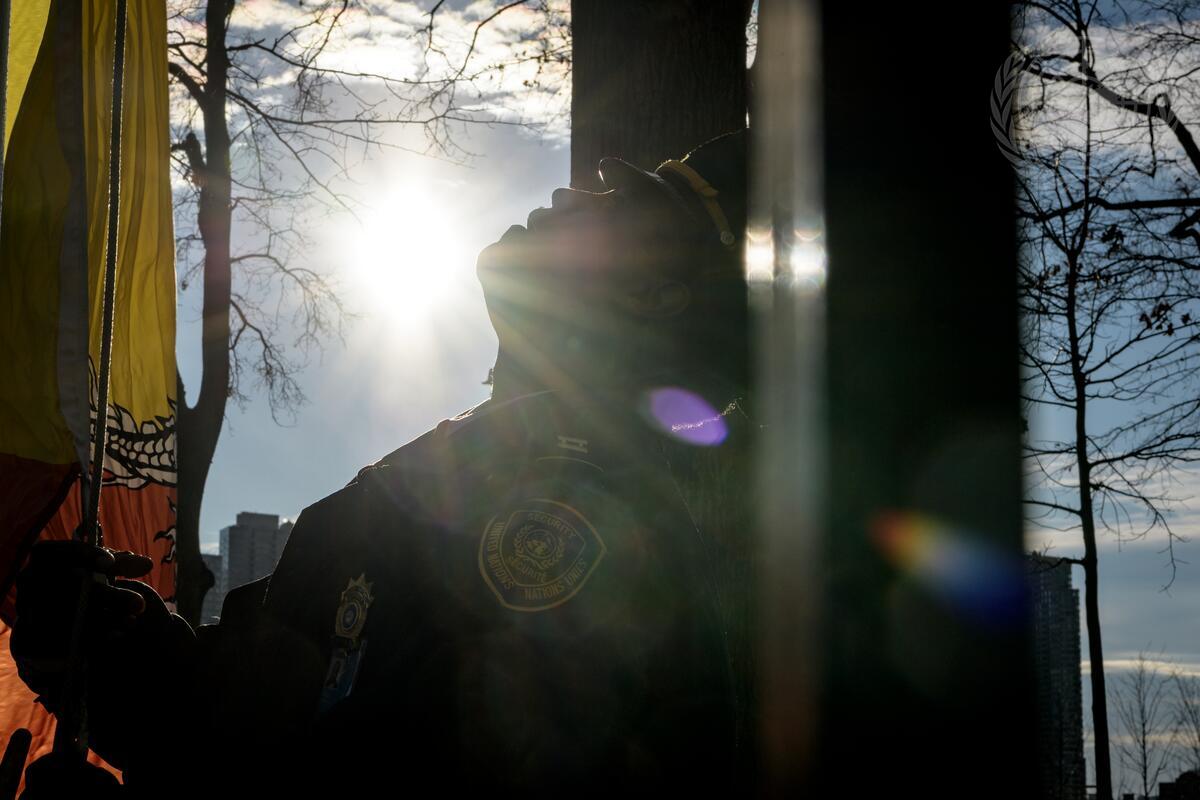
<box><xmin>1067</xmin><ymin>247</ymin><xmax>1114</xmax><ymax>800</ymax></box>
<box><xmin>569</xmin><ymin>0</ymin><xmax>752</xmax><ymax>190</ymax></box>
<box><xmin>175</xmin><ymin>0</ymin><xmax>234</xmax><ymax>625</ymax></box>
<box><xmin>1081</xmin><ymin>489</ymin><xmax>1113</xmax><ymax>800</ymax></box>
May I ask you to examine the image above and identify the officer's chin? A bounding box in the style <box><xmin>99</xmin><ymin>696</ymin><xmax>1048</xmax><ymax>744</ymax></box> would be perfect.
<box><xmin>477</xmin><ymin>220</ymin><xmax>626</xmax><ymax>281</ymax></box>
<box><xmin>513</xmin><ymin>308</ymin><xmax>676</xmax><ymax>373</ymax></box>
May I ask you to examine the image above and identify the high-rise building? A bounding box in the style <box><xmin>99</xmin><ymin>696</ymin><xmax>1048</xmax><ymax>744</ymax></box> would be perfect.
<box><xmin>220</xmin><ymin>512</ymin><xmax>293</xmax><ymax>593</ymax></box>
<box><xmin>198</xmin><ymin>512</ymin><xmax>293</xmax><ymax>624</ymax></box>
<box><xmin>1027</xmin><ymin>553</ymin><xmax>1086</xmax><ymax>800</ymax></box>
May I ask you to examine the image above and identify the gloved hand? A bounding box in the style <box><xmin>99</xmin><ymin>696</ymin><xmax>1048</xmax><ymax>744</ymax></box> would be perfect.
<box><xmin>10</xmin><ymin>541</ymin><xmax>193</xmax><ymax>770</ymax></box>
<box><xmin>11</xmin><ymin>541</ymin><xmax>163</xmax><ymax>708</ymax></box>
<box><xmin>476</xmin><ymin>173</ymin><xmax>700</xmax><ymax>399</ymax></box>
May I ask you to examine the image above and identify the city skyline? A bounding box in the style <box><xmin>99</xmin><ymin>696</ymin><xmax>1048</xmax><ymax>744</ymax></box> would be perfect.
<box><xmin>199</xmin><ymin>511</ymin><xmax>294</xmax><ymax>624</ymax></box>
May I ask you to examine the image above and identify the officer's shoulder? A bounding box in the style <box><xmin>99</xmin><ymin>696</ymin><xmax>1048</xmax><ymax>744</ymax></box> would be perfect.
<box><xmin>350</xmin><ymin>391</ymin><xmax>592</xmax><ymax>489</ymax></box>
<box><xmin>285</xmin><ymin>398</ymin><xmax>493</xmax><ymax>515</ymax></box>
<box><xmin>285</xmin><ymin>389</ymin><xmax>657</xmax><ymax>541</ymax></box>
<box><xmin>278</xmin><ymin>395</ymin><xmax>533</xmax><ymax>534</ymax></box>
<box><xmin>205</xmin><ymin>575</ymin><xmax>270</xmax><ymax>630</ymax></box>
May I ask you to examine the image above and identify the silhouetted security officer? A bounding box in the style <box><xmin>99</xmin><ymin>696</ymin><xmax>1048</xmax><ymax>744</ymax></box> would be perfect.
<box><xmin>13</xmin><ymin>130</ymin><xmax>754</xmax><ymax>798</ymax></box>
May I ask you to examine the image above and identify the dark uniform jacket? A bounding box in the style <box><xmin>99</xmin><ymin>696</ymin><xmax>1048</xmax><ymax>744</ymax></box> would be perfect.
<box><xmin>145</xmin><ymin>389</ymin><xmax>747</xmax><ymax>797</ymax></box>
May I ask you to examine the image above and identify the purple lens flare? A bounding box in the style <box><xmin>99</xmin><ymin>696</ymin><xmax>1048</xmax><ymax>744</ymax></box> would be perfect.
<box><xmin>644</xmin><ymin>387</ymin><xmax>728</xmax><ymax>446</ymax></box>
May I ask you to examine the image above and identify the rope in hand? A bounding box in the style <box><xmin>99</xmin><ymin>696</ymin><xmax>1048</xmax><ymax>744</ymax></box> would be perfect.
<box><xmin>50</xmin><ymin>0</ymin><xmax>129</xmax><ymax>763</ymax></box>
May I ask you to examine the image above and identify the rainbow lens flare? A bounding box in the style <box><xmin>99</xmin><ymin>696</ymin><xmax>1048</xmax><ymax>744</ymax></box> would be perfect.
<box><xmin>871</xmin><ymin>510</ymin><xmax>1027</xmax><ymax>627</ymax></box>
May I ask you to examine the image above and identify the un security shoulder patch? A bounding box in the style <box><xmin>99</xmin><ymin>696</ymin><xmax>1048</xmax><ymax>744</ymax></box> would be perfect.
<box><xmin>479</xmin><ymin>497</ymin><xmax>607</xmax><ymax>612</ymax></box>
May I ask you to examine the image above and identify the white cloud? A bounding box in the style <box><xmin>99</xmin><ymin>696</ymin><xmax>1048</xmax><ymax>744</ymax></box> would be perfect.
<box><xmin>1084</xmin><ymin>656</ymin><xmax>1200</xmax><ymax>678</ymax></box>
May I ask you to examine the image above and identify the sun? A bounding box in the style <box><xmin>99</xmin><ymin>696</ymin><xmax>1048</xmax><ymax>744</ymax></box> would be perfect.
<box><xmin>338</xmin><ymin>180</ymin><xmax>471</xmax><ymax>323</ymax></box>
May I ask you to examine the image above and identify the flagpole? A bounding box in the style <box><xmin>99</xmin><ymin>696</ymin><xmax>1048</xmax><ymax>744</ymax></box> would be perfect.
<box><xmin>53</xmin><ymin>0</ymin><xmax>128</xmax><ymax>759</ymax></box>
<box><xmin>83</xmin><ymin>0</ymin><xmax>128</xmax><ymax>552</ymax></box>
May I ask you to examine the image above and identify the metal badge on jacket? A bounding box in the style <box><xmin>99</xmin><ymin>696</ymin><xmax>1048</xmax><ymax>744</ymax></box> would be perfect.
<box><xmin>318</xmin><ymin>573</ymin><xmax>374</xmax><ymax>714</ymax></box>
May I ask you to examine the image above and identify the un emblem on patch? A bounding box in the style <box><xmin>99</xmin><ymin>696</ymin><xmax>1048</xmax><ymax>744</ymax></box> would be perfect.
<box><xmin>479</xmin><ymin>497</ymin><xmax>606</xmax><ymax>612</ymax></box>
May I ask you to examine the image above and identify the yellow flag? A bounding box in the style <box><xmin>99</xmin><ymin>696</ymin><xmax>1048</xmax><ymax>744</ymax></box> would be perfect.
<box><xmin>0</xmin><ymin>0</ymin><xmax>176</xmax><ymax>783</ymax></box>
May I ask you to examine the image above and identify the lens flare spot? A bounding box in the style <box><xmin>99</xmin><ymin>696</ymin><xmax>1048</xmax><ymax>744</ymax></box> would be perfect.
<box><xmin>644</xmin><ymin>387</ymin><xmax>728</xmax><ymax>446</ymax></box>
<box><xmin>872</xmin><ymin>510</ymin><xmax>1027</xmax><ymax>627</ymax></box>
<box><xmin>744</xmin><ymin>227</ymin><xmax>774</xmax><ymax>285</ymax></box>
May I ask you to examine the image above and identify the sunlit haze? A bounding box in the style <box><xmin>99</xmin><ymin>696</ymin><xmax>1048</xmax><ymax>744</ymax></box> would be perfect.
<box><xmin>183</xmin><ymin>131</ymin><xmax>568</xmax><ymax>552</ymax></box>
<box><xmin>333</xmin><ymin>171</ymin><xmax>474</xmax><ymax>333</ymax></box>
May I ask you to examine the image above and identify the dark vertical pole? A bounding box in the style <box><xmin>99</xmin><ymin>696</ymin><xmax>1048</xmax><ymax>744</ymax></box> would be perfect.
<box><xmin>814</xmin><ymin>3</ymin><xmax>1037</xmax><ymax>799</ymax></box>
